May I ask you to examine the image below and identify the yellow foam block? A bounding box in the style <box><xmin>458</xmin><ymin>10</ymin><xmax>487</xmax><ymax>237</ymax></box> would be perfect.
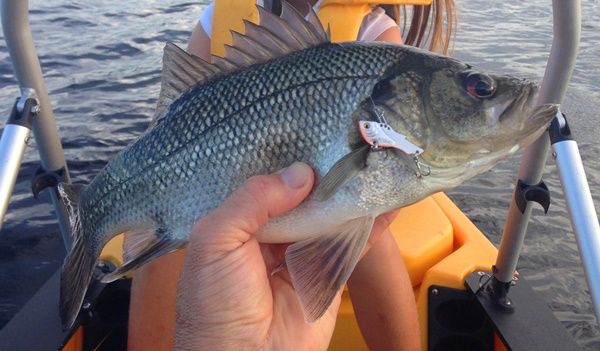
<box><xmin>330</xmin><ymin>195</ymin><xmax>454</xmax><ymax>350</ymax></box>
<box><xmin>61</xmin><ymin>327</ymin><xmax>83</xmax><ymax>351</ymax></box>
<box><xmin>415</xmin><ymin>192</ymin><xmax>498</xmax><ymax>350</ymax></box>
<box><xmin>389</xmin><ymin>196</ymin><xmax>454</xmax><ymax>287</ymax></box>
<box><xmin>99</xmin><ymin>233</ymin><xmax>124</xmax><ymax>266</ymax></box>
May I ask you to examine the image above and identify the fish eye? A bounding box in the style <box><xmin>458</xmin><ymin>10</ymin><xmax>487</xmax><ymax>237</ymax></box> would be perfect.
<box><xmin>463</xmin><ymin>72</ymin><xmax>496</xmax><ymax>99</ymax></box>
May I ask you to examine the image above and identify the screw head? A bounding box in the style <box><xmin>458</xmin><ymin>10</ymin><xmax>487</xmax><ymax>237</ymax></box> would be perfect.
<box><xmin>431</xmin><ymin>288</ymin><xmax>439</xmax><ymax>296</ymax></box>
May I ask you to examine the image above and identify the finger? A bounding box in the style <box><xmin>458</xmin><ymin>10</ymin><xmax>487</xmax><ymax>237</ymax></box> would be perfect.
<box><xmin>190</xmin><ymin>162</ymin><xmax>315</xmax><ymax>251</ymax></box>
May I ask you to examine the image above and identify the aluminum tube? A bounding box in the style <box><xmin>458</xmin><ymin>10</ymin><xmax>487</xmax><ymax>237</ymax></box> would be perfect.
<box><xmin>1</xmin><ymin>1</ymin><xmax>67</xmax><ymax>172</ymax></box>
<box><xmin>0</xmin><ymin>125</ymin><xmax>31</xmax><ymax>229</ymax></box>
<box><xmin>495</xmin><ymin>0</ymin><xmax>581</xmax><ymax>283</ymax></box>
<box><xmin>1</xmin><ymin>0</ymin><xmax>71</xmax><ymax>247</ymax></box>
<box><xmin>553</xmin><ymin>140</ymin><xmax>600</xmax><ymax>322</ymax></box>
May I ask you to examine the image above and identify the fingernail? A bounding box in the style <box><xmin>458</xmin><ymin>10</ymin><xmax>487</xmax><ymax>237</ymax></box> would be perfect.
<box><xmin>279</xmin><ymin>162</ymin><xmax>310</xmax><ymax>189</ymax></box>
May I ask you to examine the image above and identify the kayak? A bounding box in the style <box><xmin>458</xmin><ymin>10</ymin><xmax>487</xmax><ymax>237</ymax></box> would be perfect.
<box><xmin>53</xmin><ymin>192</ymin><xmax>581</xmax><ymax>350</ymax></box>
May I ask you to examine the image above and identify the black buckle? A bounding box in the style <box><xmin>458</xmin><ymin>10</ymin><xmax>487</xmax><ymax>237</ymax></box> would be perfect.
<box><xmin>32</xmin><ymin>166</ymin><xmax>66</xmax><ymax>198</ymax></box>
<box><xmin>515</xmin><ymin>179</ymin><xmax>550</xmax><ymax>214</ymax></box>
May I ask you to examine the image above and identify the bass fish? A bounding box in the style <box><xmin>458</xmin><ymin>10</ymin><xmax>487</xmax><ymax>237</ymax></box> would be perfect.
<box><xmin>58</xmin><ymin>3</ymin><xmax>557</xmax><ymax>328</ymax></box>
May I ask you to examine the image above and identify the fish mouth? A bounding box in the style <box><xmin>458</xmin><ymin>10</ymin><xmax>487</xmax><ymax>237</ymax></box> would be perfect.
<box><xmin>529</xmin><ymin>103</ymin><xmax>559</xmax><ymax>123</ymax></box>
<box><xmin>471</xmin><ymin>86</ymin><xmax>558</xmax><ymax>161</ymax></box>
<box><xmin>421</xmin><ymin>80</ymin><xmax>558</xmax><ymax>178</ymax></box>
<box><xmin>497</xmin><ymin>82</ymin><xmax>538</xmax><ymax>125</ymax></box>
<box><xmin>517</xmin><ymin>103</ymin><xmax>559</xmax><ymax>147</ymax></box>
<box><xmin>496</xmin><ymin>81</ymin><xmax>558</xmax><ymax>142</ymax></box>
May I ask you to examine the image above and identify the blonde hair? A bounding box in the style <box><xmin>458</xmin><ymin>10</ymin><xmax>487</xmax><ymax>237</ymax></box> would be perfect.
<box><xmin>384</xmin><ymin>0</ymin><xmax>456</xmax><ymax>55</ymax></box>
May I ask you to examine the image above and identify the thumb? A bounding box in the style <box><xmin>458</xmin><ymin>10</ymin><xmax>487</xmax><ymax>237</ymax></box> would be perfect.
<box><xmin>189</xmin><ymin>162</ymin><xmax>314</xmax><ymax>253</ymax></box>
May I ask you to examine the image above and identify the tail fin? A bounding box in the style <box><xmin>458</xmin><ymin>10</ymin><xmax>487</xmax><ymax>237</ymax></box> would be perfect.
<box><xmin>57</xmin><ymin>183</ymin><xmax>99</xmax><ymax>330</ymax></box>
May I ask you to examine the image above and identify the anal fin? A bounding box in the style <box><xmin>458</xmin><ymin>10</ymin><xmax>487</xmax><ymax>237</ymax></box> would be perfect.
<box><xmin>121</xmin><ymin>227</ymin><xmax>159</xmax><ymax>263</ymax></box>
<box><xmin>285</xmin><ymin>216</ymin><xmax>374</xmax><ymax>322</ymax></box>
<box><xmin>101</xmin><ymin>237</ymin><xmax>186</xmax><ymax>283</ymax></box>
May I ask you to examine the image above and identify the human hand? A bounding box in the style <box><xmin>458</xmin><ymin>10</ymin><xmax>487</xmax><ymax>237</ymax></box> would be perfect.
<box><xmin>174</xmin><ymin>162</ymin><xmax>342</xmax><ymax>351</ymax></box>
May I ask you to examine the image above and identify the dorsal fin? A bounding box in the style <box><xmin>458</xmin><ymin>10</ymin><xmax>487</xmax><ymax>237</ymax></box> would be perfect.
<box><xmin>150</xmin><ymin>43</ymin><xmax>223</xmax><ymax>128</ymax></box>
<box><xmin>150</xmin><ymin>2</ymin><xmax>329</xmax><ymax>127</ymax></box>
<box><xmin>280</xmin><ymin>2</ymin><xmax>325</xmax><ymax>46</ymax></box>
<box><xmin>256</xmin><ymin>6</ymin><xmax>305</xmax><ymax>50</ymax></box>
<box><xmin>230</xmin><ymin>31</ymin><xmax>273</xmax><ymax>61</ymax></box>
<box><xmin>233</xmin><ymin>3</ymin><xmax>329</xmax><ymax>62</ymax></box>
<box><xmin>224</xmin><ymin>44</ymin><xmax>257</xmax><ymax>67</ymax></box>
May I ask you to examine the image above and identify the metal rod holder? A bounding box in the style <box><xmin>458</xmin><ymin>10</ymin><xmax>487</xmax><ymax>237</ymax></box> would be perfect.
<box><xmin>490</xmin><ymin>0</ymin><xmax>600</xmax><ymax>323</ymax></box>
<box><xmin>551</xmin><ymin>114</ymin><xmax>600</xmax><ymax>322</ymax></box>
<box><xmin>493</xmin><ymin>0</ymin><xmax>580</xmax><ymax>283</ymax></box>
<box><xmin>0</xmin><ymin>126</ymin><xmax>31</xmax><ymax>223</ymax></box>
<box><xmin>1</xmin><ymin>0</ymin><xmax>72</xmax><ymax>248</ymax></box>
<box><xmin>0</xmin><ymin>91</ymin><xmax>35</xmax><ymax>228</ymax></box>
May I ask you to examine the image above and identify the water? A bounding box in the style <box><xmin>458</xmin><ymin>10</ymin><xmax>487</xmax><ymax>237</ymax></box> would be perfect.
<box><xmin>0</xmin><ymin>0</ymin><xmax>599</xmax><ymax>348</ymax></box>
<box><xmin>451</xmin><ymin>1</ymin><xmax>600</xmax><ymax>349</ymax></box>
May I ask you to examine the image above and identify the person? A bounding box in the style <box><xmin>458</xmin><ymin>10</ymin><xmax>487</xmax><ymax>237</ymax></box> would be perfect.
<box><xmin>128</xmin><ymin>1</ymin><xmax>455</xmax><ymax>350</ymax></box>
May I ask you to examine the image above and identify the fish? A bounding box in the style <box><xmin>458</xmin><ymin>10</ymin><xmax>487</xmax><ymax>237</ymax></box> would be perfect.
<box><xmin>57</xmin><ymin>2</ymin><xmax>558</xmax><ymax>329</ymax></box>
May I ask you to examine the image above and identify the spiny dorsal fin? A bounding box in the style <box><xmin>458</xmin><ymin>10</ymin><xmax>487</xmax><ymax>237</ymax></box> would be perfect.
<box><xmin>230</xmin><ymin>31</ymin><xmax>273</xmax><ymax>61</ymax></box>
<box><xmin>256</xmin><ymin>6</ymin><xmax>305</xmax><ymax>50</ymax></box>
<box><xmin>224</xmin><ymin>44</ymin><xmax>257</xmax><ymax>67</ymax></box>
<box><xmin>151</xmin><ymin>2</ymin><xmax>329</xmax><ymax>128</ymax></box>
<box><xmin>231</xmin><ymin>3</ymin><xmax>329</xmax><ymax>64</ymax></box>
<box><xmin>280</xmin><ymin>2</ymin><xmax>325</xmax><ymax>46</ymax></box>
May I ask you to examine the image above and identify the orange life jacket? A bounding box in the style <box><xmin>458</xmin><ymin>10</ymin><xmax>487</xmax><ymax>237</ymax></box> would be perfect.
<box><xmin>210</xmin><ymin>0</ymin><xmax>432</xmax><ymax>56</ymax></box>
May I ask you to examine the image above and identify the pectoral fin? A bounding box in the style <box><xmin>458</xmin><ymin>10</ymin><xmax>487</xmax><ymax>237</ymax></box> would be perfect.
<box><xmin>312</xmin><ymin>144</ymin><xmax>370</xmax><ymax>201</ymax></box>
<box><xmin>285</xmin><ymin>216</ymin><xmax>374</xmax><ymax>322</ymax></box>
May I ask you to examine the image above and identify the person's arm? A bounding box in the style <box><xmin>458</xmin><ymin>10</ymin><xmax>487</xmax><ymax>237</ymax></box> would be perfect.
<box><xmin>345</xmin><ymin>13</ymin><xmax>421</xmax><ymax>351</ymax></box>
<box><xmin>375</xmin><ymin>25</ymin><xmax>403</xmax><ymax>44</ymax></box>
<box><xmin>128</xmin><ymin>250</ymin><xmax>185</xmax><ymax>350</ymax></box>
<box><xmin>348</xmin><ymin>230</ymin><xmax>421</xmax><ymax>351</ymax></box>
<box><xmin>188</xmin><ymin>22</ymin><xmax>211</xmax><ymax>61</ymax></box>
<box><xmin>187</xmin><ymin>2</ymin><xmax>213</xmax><ymax>61</ymax></box>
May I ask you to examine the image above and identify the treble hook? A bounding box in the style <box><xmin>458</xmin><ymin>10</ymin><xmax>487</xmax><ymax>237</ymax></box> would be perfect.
<box><xmin>413</xmin><ymin>156</ymin><xmax>431</xmax><ymax>178</ymax></box>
